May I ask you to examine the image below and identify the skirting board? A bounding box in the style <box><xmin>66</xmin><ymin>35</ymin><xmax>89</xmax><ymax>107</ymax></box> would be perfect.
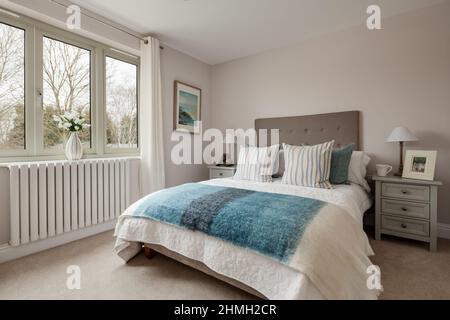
<box><xmin>438</xmin><ymin>223</ymin><xmax>450</xmax><ymax>240</ymax></box>
<box><xmin>0</xmin><ymin>220</ymin><xmax>117</xmax><ymax>264</ymax></box>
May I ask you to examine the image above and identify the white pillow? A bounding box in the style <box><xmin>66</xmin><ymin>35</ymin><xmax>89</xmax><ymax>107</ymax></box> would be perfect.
<box><xmin>276</xmin><ymin>144</ymin><xmax>306</xmax><ymax>177</ymax></box>
<box><xmin>234</xmin><ymin>145</ymin><xmax>279</xmax><ymax>182</ymax></box>
<box><xmin>281</xmin><ymin>141</ymin><xmax>334</xmax><ymax>189</ymax></box>
<box><xmin>348</xmin><ymin>151</ymin><xmax>371</xmax><ymax>192</ymax></box>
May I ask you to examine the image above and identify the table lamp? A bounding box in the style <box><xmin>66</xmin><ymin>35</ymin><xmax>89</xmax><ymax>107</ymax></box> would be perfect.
<box><xmin>386</xmin><ymin>126</ymin><xmax>418</xmax><ymax>176</ymax></box>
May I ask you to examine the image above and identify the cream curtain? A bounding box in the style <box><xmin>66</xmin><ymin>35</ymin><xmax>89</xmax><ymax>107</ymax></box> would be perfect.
<box><xmin>140</xmin><ymin>36</ymin><xmax>165</xmax><ymax>196</ymax></box>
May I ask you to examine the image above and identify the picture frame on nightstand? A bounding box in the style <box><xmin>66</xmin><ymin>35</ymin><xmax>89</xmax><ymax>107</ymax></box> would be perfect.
<box><xmin>402</xmin><ymin>150</ymin><xmax>437</xmax><ymax>181</ymax></box>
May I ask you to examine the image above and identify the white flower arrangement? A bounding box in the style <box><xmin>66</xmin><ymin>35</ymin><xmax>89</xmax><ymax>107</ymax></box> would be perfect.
<box><xmin>53</xmin><ymin>111</ymin><xmax>90</xmax><ymax>133</ymax></box>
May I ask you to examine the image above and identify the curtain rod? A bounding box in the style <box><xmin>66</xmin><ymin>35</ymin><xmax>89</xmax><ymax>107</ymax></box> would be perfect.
<box><xmin>49</xmin><ymin>0</ymin><xmax>163</xmax><ymax>49</ymax></box>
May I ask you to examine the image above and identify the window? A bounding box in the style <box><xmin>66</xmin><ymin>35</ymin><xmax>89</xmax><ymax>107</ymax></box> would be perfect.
<box><xmin>0</xmin><ymin>11</ymin><xmax>140</xmax><ymax>160</ymax></box>
<box><xmin>105</xmin><ymin>56</ymin><xmax>138</xmax><ymax>149</ymax></box>
<box><xmin>43</xmin><ymin>37</ymin><xmax>91</xmax><ymax>149</ymax></box>
<box><xmin>0</xmin><ymin>22</ymin><xmax>25</xmax><ymax>149</ymax></box>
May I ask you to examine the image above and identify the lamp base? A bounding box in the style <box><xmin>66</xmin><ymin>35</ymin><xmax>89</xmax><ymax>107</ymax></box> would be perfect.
<box><xmin>394</xmin><ymin>164</ymin><xmax>404</xmax><ymax>177</ymax></box>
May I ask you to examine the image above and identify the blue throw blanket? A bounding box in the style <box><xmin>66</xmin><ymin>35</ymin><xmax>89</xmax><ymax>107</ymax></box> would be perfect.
<box><xmin>133</xmin><ymin>183</ymin><xmax>326</xmax><ymax>262</ymax></box>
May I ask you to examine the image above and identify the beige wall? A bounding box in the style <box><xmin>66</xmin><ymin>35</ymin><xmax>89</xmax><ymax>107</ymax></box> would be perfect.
<box><xmin>160</xmin><ymin>46</ymin><xmax>211</xmax><ymax>187</ymax></box>
<box><xmin>210</xmin><ymin>3</ymin><xmax>450</xmax><ymax>223</ymax></box>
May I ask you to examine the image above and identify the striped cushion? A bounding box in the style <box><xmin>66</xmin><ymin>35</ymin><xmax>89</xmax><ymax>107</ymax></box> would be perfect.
<box><xmin>234</xmin><ymin>145</ymin><xmax>279</xmax><ymax>182</ymax></box>
<box><xmin>281</xmin><ymin>141</ymin><xmax>335</xmax><ymax>189</ymax></box>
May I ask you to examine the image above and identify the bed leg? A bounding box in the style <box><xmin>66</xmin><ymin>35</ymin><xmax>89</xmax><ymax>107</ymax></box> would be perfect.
<box><xmin>143</xmin><ymin>246</ymin><xmax>156</xmax><ymax>259</ymax></box>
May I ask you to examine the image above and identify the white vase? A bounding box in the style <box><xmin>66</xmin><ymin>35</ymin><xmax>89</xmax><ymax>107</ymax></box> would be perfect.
<box><xmin>65</xmin><ymin>132</ymin><xmax>83</xmax><ymax>161</ymax></box>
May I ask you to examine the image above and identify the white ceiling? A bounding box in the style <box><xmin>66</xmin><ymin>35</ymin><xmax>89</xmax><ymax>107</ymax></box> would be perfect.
<box><xmin>71</xmin><ymin>0</ymin><xmax>447</xmax><ymax>65</ymax></box>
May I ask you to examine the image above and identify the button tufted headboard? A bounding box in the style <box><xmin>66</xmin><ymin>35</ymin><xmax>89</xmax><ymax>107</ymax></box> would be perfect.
<box><xmin>255</xmin><ymin>111</ymin><xmax>360</xmax><ymax>149</ymax></box>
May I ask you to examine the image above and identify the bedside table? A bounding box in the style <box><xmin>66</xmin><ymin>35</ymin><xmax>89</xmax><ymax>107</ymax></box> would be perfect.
<box><xmin>208</xmin><ymin>165</ymin><xmax>236</xmax><ymax>179</ymax></box>
<box><xmin>373</xmin><ymin>176</ymin><xmax>442</xmax><ymax>251</ymax></box>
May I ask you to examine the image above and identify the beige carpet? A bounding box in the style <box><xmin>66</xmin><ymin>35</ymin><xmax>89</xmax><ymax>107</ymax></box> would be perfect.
<box><xmin>0</xmin><ymin>230</ymin><xmax>449</xmax><ymax>300</ymax></box>
<box><xmin>369</xmin><ymin>232</ymin><xmax>450</xmax><ymax>299</ymax></box>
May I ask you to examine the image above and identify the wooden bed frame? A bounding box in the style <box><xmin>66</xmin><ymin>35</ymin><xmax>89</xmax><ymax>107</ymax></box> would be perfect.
<box><xmin>143</xmin><ymin>246</ymin><xmax>156</xmax><ymax>259</ymax></box>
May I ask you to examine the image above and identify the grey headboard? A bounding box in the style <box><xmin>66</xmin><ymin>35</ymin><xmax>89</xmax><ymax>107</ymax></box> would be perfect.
<box><xmin>255</xmin><ymin>111</ymin><xmax>360</xmax><ymax>149</ymax></box>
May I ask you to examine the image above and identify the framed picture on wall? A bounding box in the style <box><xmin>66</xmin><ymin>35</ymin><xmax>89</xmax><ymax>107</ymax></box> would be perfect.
<box><xmin>173</xmin><ymin>81</ymin><xmax>202</xmax><ymax>134</ymax></box>
<box><xmin>402</xmin><ymin>150</ymin><xmax>437</xmax><ymax>181</ymax></box>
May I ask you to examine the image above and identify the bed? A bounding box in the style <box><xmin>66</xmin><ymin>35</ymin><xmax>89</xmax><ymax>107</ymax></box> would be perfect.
<box><xmin>114</xmin><ymin>111</ymin><xmax>379</xmax><ymax>300</ymax></box>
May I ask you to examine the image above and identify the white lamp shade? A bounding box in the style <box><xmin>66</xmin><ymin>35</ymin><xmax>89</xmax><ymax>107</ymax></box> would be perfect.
<box><xmin>386</xmin><ymin>127</ymin><xmax>418</xmax><ymax>142</ymax></box>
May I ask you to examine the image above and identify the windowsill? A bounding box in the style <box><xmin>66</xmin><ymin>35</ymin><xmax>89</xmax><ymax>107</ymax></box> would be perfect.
<box><xmin>0</xmin><ymin>154</ymin><xmax>141</xmax><ymax>167</ymax></box>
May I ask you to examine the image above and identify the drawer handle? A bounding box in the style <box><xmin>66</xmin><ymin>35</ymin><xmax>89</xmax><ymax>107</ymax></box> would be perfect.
<box><xmin>401</xmin><ymin>190</ymin><xmax>409</xmax><ymax>195</ymax></box>
<box><xmin>401</xmin><ymin>223</ymin><xmax>407</xmax><ymax>229</ymax></box>
<box><xmin>401</xmin><ymin>207</ymin><xmax>409</xmax><ymax>212</ymax></box>
<box><xmin>219</xmin><ymin>173</ymin><xmax>223</xmax><ymax>176</ymax></box>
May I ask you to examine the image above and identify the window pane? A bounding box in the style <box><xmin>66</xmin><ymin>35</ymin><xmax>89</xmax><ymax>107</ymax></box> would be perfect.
<box><xmin>43</xmin><ymin>37</ymin><xmax>91</xmax><ymax>149</ymax></box>
<box><xmin>105</xmin><ymin>56</ymin><xmax>138</xmax><ymax>149</ymax></box>
<box><xmin>0</xmin><ymin>23</ymin><xmax>25</xmax><ymax>149</ymax></box>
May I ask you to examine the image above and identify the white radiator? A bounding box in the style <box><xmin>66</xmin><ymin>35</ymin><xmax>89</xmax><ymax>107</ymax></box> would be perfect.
<box><xmin>8</xmin><ymin>159</ymin><xmax>132</xmax><ymax>247</ymax></box>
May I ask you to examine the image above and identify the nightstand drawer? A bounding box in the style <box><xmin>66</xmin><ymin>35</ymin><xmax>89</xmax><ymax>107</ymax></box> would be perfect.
<box><xmin>381</xmin><ymin>215</ymin><xmax>430</xmax><ymax>237</ymax></box>
<box><xmin>210</xmin><ymin>169</ymin><xmax>235</xmax><ymax>179</ymax></box>
<box><xmin>381</xmin><ymin>199</ymin><xmax>430</xmax><ymax>220</ymax></box>
<box><xmin>381</xmin><ymin>183</ymin><xmax>430</xmax><ymax>202</ymax></box>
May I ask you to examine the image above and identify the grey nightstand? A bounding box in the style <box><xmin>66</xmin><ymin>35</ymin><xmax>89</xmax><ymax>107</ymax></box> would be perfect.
<box><xmin>373</xmin><ymin>175</ymin><xmax>442</xmax><ymax>251</ymax></box>
<box><xmin>208</xmin><ymin>165</ymin><xmax>236</xmax><ymax>179</ymax></box>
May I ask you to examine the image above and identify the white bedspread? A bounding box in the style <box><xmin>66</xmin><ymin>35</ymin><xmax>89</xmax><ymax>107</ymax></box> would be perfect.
<box><xmin>114</xmin><ymin>178</ymin><xmax>376</xmax><ymax>300</ymax></box>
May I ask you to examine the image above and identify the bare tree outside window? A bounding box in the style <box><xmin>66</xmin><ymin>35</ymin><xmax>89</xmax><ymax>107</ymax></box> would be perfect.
<box><xmin>105</xmin><ymin>56</ymin><xmax>138</xmax><ymax>149</ymax></box>
<box><xmin>0</xmin><ymin>23</ymin><xmax>25</xmax><ymax>149</ymax></box>
<box><xmin>43</xmin><ymin>37</ymin><xmax>91</xmax><ymax>149</ymax></box>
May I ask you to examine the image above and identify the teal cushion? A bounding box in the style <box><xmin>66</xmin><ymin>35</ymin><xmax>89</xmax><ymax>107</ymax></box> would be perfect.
<box><xmin>330</xmin><ymin>144</ymin><xmax>355</xmax><ymax>185</ymax></box>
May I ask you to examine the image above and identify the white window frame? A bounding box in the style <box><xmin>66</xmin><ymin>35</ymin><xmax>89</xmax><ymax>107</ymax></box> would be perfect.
<box><xmin>0</xmin><ymin>9</ymin><xmax>140</xmax><ymax>162</ymax></box>
<box><xmin>103</xmin><ymin>49</ymin><xmax>140</xmax><ymax>155</ymax></box>
<box><xmin>0</xmin><ymin>15</ymin><xmax>33</xmax><ymax>158</ymax></box>
<box><xmin>36</xmin><ymin>29</ymin><xmax>96</xmax><ymax>156</ymax></box>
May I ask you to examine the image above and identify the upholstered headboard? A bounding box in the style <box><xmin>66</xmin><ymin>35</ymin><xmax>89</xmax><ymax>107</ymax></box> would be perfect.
<box><xmin>255</xmin><ymin>111</ymin><xmax>360</xmax><ymax>149</ymax></box>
